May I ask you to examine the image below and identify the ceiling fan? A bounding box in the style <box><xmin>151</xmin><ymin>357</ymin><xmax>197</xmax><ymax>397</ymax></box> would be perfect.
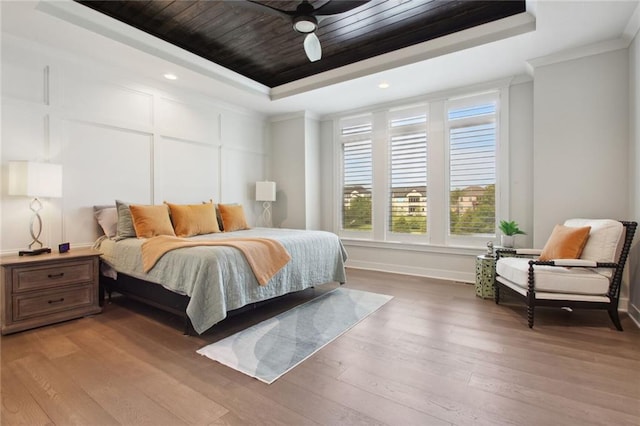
<box><xmin>240</xmin><ymin>0</ymin><xmax>370</xmax><ymax>62</ymax></box>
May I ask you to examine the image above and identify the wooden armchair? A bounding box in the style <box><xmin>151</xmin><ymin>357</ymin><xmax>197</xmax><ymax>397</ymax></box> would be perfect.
<box><xmin>494</xmin><ymin>219</ymin><xmax>637</xmax><ymax>330</ymax></box>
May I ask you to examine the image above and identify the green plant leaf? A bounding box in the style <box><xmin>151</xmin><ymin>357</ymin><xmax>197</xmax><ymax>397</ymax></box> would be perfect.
<box><xmin>499</xmin><ymin>220</ymin><xmax>526</xmax><ymax>236</ymax></box>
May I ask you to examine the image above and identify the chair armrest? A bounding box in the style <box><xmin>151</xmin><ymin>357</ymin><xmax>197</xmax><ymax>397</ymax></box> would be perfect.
<box><xmin>515</xmin><ymin>248</ymin><xmax>542</xmax><ymax>256</ymax></box>
<box><xmin>547</xmin><ymin>259</ymin><xmax>598</xmax><ymax>267</ymax></box>
<box><xmin>530</xmin><ymin>259</ymin><xmax>617</xmax><ymax>268</ymax></box>
<box><xmin>496</xmin><ymin>247</ymin><xmax>540</xmax><ymax>260</ymax></box>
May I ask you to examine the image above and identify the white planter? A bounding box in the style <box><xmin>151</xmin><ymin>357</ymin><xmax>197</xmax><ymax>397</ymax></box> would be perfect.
<box><xmin>501</xmin><ymin>235</ymin><xmax>514</xmax><ymax>248</ymax></box>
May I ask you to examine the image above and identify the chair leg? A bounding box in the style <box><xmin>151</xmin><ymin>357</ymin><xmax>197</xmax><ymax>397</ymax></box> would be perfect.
<box><xmin>494</xmin><ymin>284</ymin><xmax>500</xmax><ymax>305</ymax></box>
<box><xmin>608</xmin><ymin>308</ymin><xmax>624</xmax><ymax>331</ymax></box>
<box><xmin>527</xmin><ymin>305</ymin><xmax>534</xmax><ymax>328</ymax></box>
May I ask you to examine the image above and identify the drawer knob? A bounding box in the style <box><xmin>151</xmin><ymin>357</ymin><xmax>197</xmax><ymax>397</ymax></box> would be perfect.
<box><xmin>48</xmin><ymin>298</ymin><xmax>65</xmax><ymax>304</ymax></box>
<box><xmin>48</xmin><ymin>273</ymin><xmax>65</xmax><ymax>279</ymax></box>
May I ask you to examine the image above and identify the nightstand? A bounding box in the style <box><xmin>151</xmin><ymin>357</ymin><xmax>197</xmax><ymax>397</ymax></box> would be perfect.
<box><xmin>475</xmin><ymin>255</ymin><xmax>496</xmax><ymax>299</ymax></box>
<box><xmin>0</xmin><ymin>248</ymin><xmax>102</xmax><ymax>335</ymax></box>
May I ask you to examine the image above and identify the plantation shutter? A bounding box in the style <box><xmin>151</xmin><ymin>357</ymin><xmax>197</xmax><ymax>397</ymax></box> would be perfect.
<box><xmin>341</xmin><ymin>116</ymin><xmax>373</xmax><ymax>232</ymax></box>
<box><xmin>388</xmin><ymin>107</ymin><xmax>427</xmax><ymax>234</ymax></box>
<box><xmin>448</xmin><ymin>102</ymin><xmax>496</xmax><ymax>235</ymax></box>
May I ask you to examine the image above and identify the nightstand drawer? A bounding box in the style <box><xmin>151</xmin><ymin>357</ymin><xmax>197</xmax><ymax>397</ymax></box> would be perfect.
<box><xmin>13</xmin><ymin>285</ymin><xmax>94</xmax><ymax>321</ymax></box>
<box><xmin>12</xmin><ymin>260</ymin><xmax>94</xmax><ymax>292</ymax></box>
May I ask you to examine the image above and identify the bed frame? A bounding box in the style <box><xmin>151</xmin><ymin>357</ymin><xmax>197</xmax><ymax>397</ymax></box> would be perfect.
<box><xmin>99</xmin><ymin>266</ymin><xmax>339</xmax><ymax>335</ymax></box>
<box><xmin>100</xmin><ymin>271</ymin><xmax>197</xmax><ymax>333</ymax></box>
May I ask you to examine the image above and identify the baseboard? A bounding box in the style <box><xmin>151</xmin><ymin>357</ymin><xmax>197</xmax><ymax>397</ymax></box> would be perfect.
<box><xmin>628</xmin><ymin>301</ymin><xmax>640</xmax><ymax>328</ymax></box>
<box><xmin>345</xmin><ymin>259</ymin><xmax>475</xmax><ymax>283</ymax></box>
<box><xmin>619</xmin><ymin>296</ymin><xmax>629</xmax><ymax>313</ymax></box>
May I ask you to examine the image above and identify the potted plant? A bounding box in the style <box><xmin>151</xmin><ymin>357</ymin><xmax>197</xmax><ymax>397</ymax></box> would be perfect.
<box><xmin>499</xmin><ymin>220</ymin><xmax>526</xmax><ymax>248</ymax></box>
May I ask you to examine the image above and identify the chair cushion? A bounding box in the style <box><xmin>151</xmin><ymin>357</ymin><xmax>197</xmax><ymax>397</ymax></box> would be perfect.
<box><xmin>538</xmin><ymin>224</ymin><xmax>591</xmax><ymax>261</ymax></box>
<box><xmin>496</xmin><ymin>257</ymin><xmax>610</xmax><ymax>295</ymax></box>
<box><xmin>563</xmin><ymin>219</ymin><xmax>623</xmax><ymax>263</ymax></box>
<box><xmin>495</xmin><ymin>277</ymin><xmax>610</xmax><ymax>303</ymax></box>
<box><xmin>564</xmin><ymin>219</ymin><xmax>624</xmax><ymax>279</ymax></box>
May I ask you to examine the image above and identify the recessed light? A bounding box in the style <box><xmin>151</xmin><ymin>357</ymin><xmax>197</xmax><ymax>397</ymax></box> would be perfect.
<box><xmin>378</xmin><ymin>82</ymin><xmax>390</xmax><ymax>89</ymax></box>
<box><xmin>164</xmin><ymin>73</ymin><xmax>178</xmax><ymax>80</ymax></box>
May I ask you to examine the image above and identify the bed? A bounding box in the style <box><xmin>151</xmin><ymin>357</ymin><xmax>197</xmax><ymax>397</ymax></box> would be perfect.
<box><xmin>96</xmin><ymin>227</ymin><xmax>348</xmax><ymax>334</ymax></box>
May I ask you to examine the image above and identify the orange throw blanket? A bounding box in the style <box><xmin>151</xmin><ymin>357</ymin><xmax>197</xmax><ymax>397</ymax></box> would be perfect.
<box><xmin>141</xmin><ymin>235</ymin><xmax>291</xmax><ymax>286</ymax></box>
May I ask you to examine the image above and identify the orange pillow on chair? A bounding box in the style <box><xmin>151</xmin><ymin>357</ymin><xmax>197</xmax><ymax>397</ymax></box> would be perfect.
<box><xmin>538</xmin><ymin>224</ymin><xmax>591</xmax><ymax>261</ymax></box>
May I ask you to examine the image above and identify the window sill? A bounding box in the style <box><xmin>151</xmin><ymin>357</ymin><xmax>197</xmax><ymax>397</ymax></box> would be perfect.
<box><xmin>340</xmin><ymin>237</ymin><xmax>486</xmax><ymax>257</ymax></box>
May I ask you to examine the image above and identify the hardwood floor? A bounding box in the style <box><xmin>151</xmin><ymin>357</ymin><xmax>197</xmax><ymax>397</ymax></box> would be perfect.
<box><xmin>2</xmin><ymin>268</ymin><xmax>639</xmax><ymax>425</ymax></box>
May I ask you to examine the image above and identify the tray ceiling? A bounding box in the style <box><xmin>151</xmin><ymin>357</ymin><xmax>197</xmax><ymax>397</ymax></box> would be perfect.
<box><xmin>75</xmin><ymin>0</ymin><xmax>526</xmax><ymax>88</ymax></box>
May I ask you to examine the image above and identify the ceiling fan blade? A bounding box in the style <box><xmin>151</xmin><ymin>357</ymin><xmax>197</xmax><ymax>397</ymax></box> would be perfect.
<box><xmin>304</xmin><ymin>33</ymin><xmax>322</xmax><ymax>62</ymax></box>
<box><xmin>313</xmin><ymin>0</ymin><xmax>370</xmax><ymax>16</ymax></box>
<box><xmin>233</xmin><ymin>0</ymin><xmax>295</xmax><ymax>20</ymax></box>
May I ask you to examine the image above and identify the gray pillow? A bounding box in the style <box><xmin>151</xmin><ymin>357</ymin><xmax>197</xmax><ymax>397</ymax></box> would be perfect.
<box><xmin>115</xmin><ymin>200</ymin><xmax>136</xmax><ymax>240</ymax></box>
<box><xmin>93</xmin><ymin>205</ymin><xmax>117</xmax><ymax>238</ymax></box>
<box><xmin>215</xmin><ymin>204</ymin><xmax>225</xmax><ymax>231</ymax></box>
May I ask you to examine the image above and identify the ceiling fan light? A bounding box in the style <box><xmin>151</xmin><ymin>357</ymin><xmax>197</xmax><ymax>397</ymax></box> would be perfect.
<box><xmin>304</xmin><ymin>32</ymin><xmax>322</xmax><ymax>62</ymax></box>
<box><xmin>293</xmin><ymin>15</ymin><xmax>317</xmax><ymax>33</ymax></box>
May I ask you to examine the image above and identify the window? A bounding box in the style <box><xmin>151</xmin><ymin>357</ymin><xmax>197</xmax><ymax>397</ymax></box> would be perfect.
<box><xmin>336</xmin><ymin>89</ymin><xmax>503</xmax><ymax>247</ymax></box>
<box><xmin>340</xmin><ymin>117</ymin><xmax>372</xmax><ymax>233</ymax></box>
<box><xmin>448</xmin><ymin>100</ymin><xmax>497</xmax><ymax>237</ymax></box>
<box><xmin>389</xmin><ymin>109</ymin><xmax>427</xmax><ymax>235</ymax></box>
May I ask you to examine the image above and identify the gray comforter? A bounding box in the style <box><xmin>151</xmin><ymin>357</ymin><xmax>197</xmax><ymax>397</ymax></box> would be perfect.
<box><xmin>98</xmin><ymin>228</ymin><xmax>348</xmax><ymax>333</ymax></box>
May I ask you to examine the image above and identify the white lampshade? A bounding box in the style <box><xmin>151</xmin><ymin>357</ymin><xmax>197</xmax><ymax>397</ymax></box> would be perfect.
<box><xmin>256</xmin><ymin>181</ymin><xmax>276</xmax><ymax>202</ymax></box>
<box><xmin>9</xmin><ymin>161</ymin><xmax>62</xmax><ymax>198</ymax></box>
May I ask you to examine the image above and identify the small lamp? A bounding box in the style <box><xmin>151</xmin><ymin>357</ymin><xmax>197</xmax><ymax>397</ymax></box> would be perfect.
<box><xmin>9</xmin><ymin>161</ymin><xmax>62</xmax><ymax>255</ymax></box>
<box><xmin>256</xmin><ymin>181</ymin><xmax>276</xmax><ymax>227</ymax></box>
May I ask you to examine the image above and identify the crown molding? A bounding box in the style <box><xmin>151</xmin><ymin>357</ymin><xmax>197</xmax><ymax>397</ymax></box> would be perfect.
<box><xmin>270</xmin><ymin>12</ymin><xmax>535</xmax><ymax>101</ymax></box>
<box><xmin>527</xmin><ymin>38</ymin><xmax>629</xmax><ymax>73</ymax></box>
<box><xmin>623</xmin><ymin>1</ymin><xmax>640</xmax><ymax>43</ymax></box>
<box><xmin>35</xmin><ymin>0</ymin><xmax>270</xmax><ymax>97</ymax></box>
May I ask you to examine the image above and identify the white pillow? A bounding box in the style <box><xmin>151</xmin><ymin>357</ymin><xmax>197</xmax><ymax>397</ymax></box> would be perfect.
<box><xmin>563</xmin><ymin>219</ymin><xmax>623</xmax><ymax>263</ymax></box>
<box><xmin>563</xmin><ymin>218</ymin><xmax>623</xmax><ymax>279</ymax></box>
<box><xmin>93</xmin><ymin>205</ymin><xmax>118</xmax><ymax>238</ymax></box>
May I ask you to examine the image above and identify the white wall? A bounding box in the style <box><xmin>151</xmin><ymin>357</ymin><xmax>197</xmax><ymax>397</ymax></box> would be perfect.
<box><xmin>319</xmin><ymin>120</ymin><xmax>336</xmax><ymax>232</ymax></box>
<box><xmin>269</xmin><ymin>113</ymin><xmax>323</xmax><ymax>230</ymax></box>
<box><xmin>1</xmin><ymin>35</ymin><xmax>267</xmax><ymax>252</ymax></box>
<box><xmin>532</xmin><ymin>49</ymin><xmax>630</xmax><ymax>246</ymax></box>
<box><xmin>508</xmin><ymin>81</ymin><xmax>534</xmax><ymax>249</ymax></box>
<box><xmin>270</xmin><ymin>115</ymin><xmax>306</xmax><ymax>229</ymax></box>
<box><xmin>304</xmin><ymin>116</ymin><xmax>321</xmax><ymax>230</ymax></box>
<box><xmin>628</xmin><ymin>32</ymin><xmax>640</xmax><ymax>325</ymax></box>
<box><xmin>533</xmin><ymin>48</ymin><xmax>638</xmax><ymax>306</ymax></box>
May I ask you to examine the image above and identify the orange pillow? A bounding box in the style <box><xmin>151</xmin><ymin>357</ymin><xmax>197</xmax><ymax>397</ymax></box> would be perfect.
<box><xmin>129</xmin><ymin>204</ymin><xmax>176</xmax><ymax>238</ymax></box>
<box><xmin>538</xmin><ymin>225</ymin><xmax>591</xmax><ymax>261</ymax></box>
<box><xmin>218</xmin><ymin>204</ymin><xmax>250</xmax><ymax>232</ymax></box>
<box><xmin>166</xmin><ymin>202</ymin><xmax>220</xmax><ymax>237</ymax></box>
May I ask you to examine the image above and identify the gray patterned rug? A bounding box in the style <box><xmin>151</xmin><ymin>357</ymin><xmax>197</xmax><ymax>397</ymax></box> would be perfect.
<box><xmin>197</xmin><ymin>287</ymin><xmax>393</xmax><ymax>384</ymax></box>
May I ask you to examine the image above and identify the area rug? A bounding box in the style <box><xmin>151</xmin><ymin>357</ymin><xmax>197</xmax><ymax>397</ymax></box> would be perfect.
<box><xmin>196</xmin><ymin>287</ymin><xmax>393</xmax><ymax>384</ymax></box>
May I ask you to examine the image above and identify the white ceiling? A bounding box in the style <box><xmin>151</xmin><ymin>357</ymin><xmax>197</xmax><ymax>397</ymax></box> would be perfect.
<box><xmin>2</xmin><ymin>1</ymin><xmax>639</xmax><ymax>118</ymax></box>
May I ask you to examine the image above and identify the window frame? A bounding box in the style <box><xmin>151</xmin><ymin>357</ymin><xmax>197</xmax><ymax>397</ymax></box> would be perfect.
<box><xmin>385</xmin><ymin>105</ymin><xmax>429</xmax><ymax>244</ymax></box>
<box><xmin>445</xmin><ymin>91</ymin><xmax>503</xmax><ymax>247</ymax></box>
<box><xmin>337</xmin><ymin>114</ymin><xmax>374</xmax><ymax>240</ymax></box>
<box><xmin>334</xmin><ymin>85</ymin><xmax>509</xmax><ymax>249</ymax></box>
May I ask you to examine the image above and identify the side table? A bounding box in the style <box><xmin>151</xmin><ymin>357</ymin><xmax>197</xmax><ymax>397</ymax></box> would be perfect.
<box><xmin>475</xmin><ymin>255</ymin><xmax>496</xmax><ymax>299</ymax></box>
<box><xmin>0</xmin><ymin>248</ymin><xmax>102</xmax><ymax>335</ymax></box>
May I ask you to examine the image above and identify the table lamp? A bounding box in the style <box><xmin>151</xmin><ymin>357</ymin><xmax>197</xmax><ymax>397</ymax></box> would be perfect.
<box><xmin>9</xmin><ymin>161</ymin><xmax>62</xmax><ymax>256</ymax></box>
<box><xmin>255</xmin><ymin>181</ymin><xmax>276</xmax><ymax>227</ymax></box>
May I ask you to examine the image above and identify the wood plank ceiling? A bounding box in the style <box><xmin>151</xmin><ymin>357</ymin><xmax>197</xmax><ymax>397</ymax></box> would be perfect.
<box><xmin>76</xmin><ymin>0</ymin><xmax>526</xmax><ymax>88</ymax></box>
